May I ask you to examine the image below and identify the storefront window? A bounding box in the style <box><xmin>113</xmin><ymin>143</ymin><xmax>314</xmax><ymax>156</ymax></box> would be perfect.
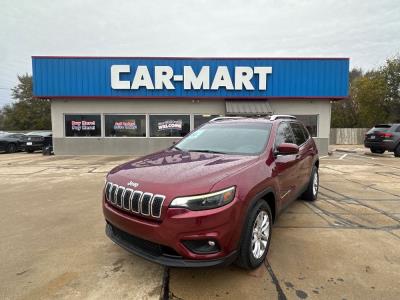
<box><xmin>105</xmin><ymin>115</ymin><xmax>146</xmax><ymax>137</ymax></box>
<box><xmin>65</xmin><ymin>114</ymin><xmax>101</xmax><ymax>137</ymax></box>
<box><xmin>194</xmin><ymin>115</ymin><xmax>222</xmax><ymax>128</ymax></box>
<box><xmin>293</xmin><ymin>115</ymin><xmax>318</xmax><ymax>137</ymax></box>
<box><xmin>149</xmin><ymin>115</ymin><xmax>190</xmax><ymax>137</ymax></box>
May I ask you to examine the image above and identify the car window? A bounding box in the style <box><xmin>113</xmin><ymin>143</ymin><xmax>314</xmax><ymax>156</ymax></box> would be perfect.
<box><xmin>290</xmin><ymin>122</ymin><xmax>307</xmax><ymax>146</ymax></box>
<box><xmin>301</xmin><ymin>124</ymin><xmax>310</xmax><ymax>140</ymax></box>
<box><xmin>275</xmin><ymin>122</ymin><xmax>295</xmax><ymax>146</ymax></box>
<box><xmin>177</xmin><ymin>122</ymin><xmax>272</xmax><ymax>155</ymax></box>
<box><xmin>368</xmin><ymin>125</ymin><xmax>392</xmax><ymax>133</ymax></box>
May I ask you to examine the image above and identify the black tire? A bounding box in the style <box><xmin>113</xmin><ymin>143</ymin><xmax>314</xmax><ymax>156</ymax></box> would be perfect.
<box><xmin>236</xmin><ymin>200</ymin><xmax>272</xmax><ymax>270</ymax></box>
<box><xmin>302</xmin><ymin>166</ymin><xmax>319</xmax><ymax>201</ymax></box>
<box><xmin>394</xmin><ymin>145</ymin><xmax>400</xmax><ymax>158</ymax></box>
<box><xmin>26</xmin><ymin>149</ymin><xmax>34</xmax><ymax>153</ymax></box>
<box><xmin>371</xmin><ymin>148</ymin><xmax>385</xmax><ymax>154</ymax></box>
<box><xmin>6</xmin><ymin>143</ymin><xmax>17</xmax><ymax>153</ymax></box>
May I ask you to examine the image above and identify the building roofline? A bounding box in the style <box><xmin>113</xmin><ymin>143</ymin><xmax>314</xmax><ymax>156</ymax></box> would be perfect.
<box><xmin>31</xmin><ymin>55</ymin><xmax>350</xmax><ymax>61</ymax></box>
<box><xmin>33</xmin><ymin>95</ymin><xmax>349</xmax><ymax>100</ymax></box>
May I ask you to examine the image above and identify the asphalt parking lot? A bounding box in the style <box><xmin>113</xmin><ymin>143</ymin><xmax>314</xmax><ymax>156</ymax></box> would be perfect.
<box><xmin>1</xmin><ymin>147</ymin><xmax>400</xmax><ymax>299</ymax></box>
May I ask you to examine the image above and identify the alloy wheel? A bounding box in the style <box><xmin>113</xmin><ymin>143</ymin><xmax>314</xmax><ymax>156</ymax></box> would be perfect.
<box><xmin>313</xmin><ymin>171</ymin><xmax>319</xmax><ymax>196</ymax></box>
<box><xmin>251</xmin><ymin>210</ymin><xmax>270</xmax><ymax>259</ymax></box>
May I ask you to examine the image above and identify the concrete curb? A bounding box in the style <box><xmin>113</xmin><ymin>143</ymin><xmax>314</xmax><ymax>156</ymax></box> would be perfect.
<box><xmin>334</xmin><ymin>148</ymin><xmax>357</xmax><ymax>153</ymax></box>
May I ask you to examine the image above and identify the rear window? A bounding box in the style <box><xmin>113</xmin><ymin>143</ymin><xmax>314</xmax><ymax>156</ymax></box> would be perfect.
<box><xmin>368</xmin><ymin>124</ymin><xmax>392</xmax><ymax>133</ymax></box>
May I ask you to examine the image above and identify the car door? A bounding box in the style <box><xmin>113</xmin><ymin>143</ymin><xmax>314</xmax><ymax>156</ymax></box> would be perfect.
<box><xmin>273</xmin><ymin>122</ymin><xmax>299</xmax><ymax>207</ymax></box>
<box><xmin>289</xmin><ymin>122</ymin><xmax>312</xmax><ymax>190</ymax></box>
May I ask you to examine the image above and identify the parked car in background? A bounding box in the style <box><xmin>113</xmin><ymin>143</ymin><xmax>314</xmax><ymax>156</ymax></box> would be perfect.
<box><xmin>0</xmin><ymin>133</ymin><xmax>25</xmax><ymax>153</ymax></box>
<box><xmin>364</xmin><ymin>124</ymin><xmax>400</xmax><ymax>157</ymax></box>
<box><xmin>24</xmin><ymin>131</ymin><xmax>53</xmax><ymax>153</ymax></box>
<box><xmin>103</xmin><ymin>115</ymin><xmax>319</xmax><ymax>269</ymax></box>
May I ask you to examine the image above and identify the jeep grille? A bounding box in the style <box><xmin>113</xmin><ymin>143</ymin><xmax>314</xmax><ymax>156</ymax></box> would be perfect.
<box><xmin>105</xmin><ymin>182</ymin><xmax>165</xmax><ymax>219</ymax></box>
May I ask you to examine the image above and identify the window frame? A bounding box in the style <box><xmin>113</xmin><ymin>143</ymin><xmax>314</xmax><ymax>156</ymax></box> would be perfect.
<box><xmin>291</xmin><ymin>114</ymin><xmax>319</xmax><ymax>137</ymax></box>
<box><xmin>193</xmin><ymin>114</ymin><xmax>224</xmax><ymax>129</ymax></box>
<box><xmin>103</xmin><ymin>113</ymin><xmax>147</xmax><ymax>138</ymax></box>
<box><xmin>64</xmin><ymin>113</ymin><xmax>102</xmax><ymax>138</ymax></box>
<box><xmin>149</xmin><ymin>113</ymin><xmax>191</xmax><ymax>138</ymax></box>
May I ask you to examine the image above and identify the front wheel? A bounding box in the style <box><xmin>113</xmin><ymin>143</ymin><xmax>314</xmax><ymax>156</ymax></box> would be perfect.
<box><xmin>236</xmin><ymin>201</ymin><xmax>272</xmax><ymax>269</ymax></box>
<box><xmin>302</xmin><ymin>166</ymin><xmax>319</xmax><ymax>201</ymax></box>
<box><xmin>6</xmin><ymin>143</ymin><xmax>17</xmax><ymax>153</ymax></box>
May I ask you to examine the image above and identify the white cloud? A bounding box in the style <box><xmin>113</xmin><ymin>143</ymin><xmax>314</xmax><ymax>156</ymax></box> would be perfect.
<box><xmin>0</xmin><ymin>0</ymin><xmax>399</xmax><ymax>106</ymax></box>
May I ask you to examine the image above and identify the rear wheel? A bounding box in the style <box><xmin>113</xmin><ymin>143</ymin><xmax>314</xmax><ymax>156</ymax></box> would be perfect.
<box><xmin>236</xmin><ymin>200</ymin><xmax>272</xmax><ymax>269</ymax></box>
<box><xmin>6</xmin><ymin>143</ymin><xmax>17</xmax><ymax>153</ymax></box>
<box><xmin>394</xmin><ymin>145</ymin><xmax>400</xmax><ymax>158</ymax></box>
<box><xmin>302</xmin><ymin>166</ymin><xmax>319</xmax><ymax>201</ymax></box>
<box><xmin>371</xmin><ymin>148</ymin><xmax>385</xmax><ymax>154</ymax></box>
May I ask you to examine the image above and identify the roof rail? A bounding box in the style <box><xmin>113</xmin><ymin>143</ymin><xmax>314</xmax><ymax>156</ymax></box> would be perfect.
<box><xmin>209</xmin><ymin>116</ymin><xmax>244</xmax><ymax>122</ymax></box>
<box><xmin>269</xmin><ymin>115</ymin><xmax>297</xmax><ymax>121</ymax></box>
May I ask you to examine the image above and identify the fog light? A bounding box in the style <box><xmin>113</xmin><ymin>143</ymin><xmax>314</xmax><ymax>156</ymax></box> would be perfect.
<box><xmin>182</xmin><ymin>239</ymin><xmax>220</xmax><ymax>254</ymax></box>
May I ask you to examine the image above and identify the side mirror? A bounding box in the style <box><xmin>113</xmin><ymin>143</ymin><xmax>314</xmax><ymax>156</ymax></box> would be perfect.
<box><xmin>276</xmin><ymin>143</ymin><xmax>299</xmax><ymax>155</ymax></box>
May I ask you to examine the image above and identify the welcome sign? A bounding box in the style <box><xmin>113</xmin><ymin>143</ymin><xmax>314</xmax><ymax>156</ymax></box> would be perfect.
<box><xmin>32</xmin><ymin>57</ymin><xmax>349</xmax><ymax>99</ymax></box>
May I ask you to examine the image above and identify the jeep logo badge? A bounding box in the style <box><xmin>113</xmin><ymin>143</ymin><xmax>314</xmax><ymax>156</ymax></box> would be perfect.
<box><xmin>127</xmin><ymin>181</ymin><xmax>139</xmax><ymax>188</ymax></box>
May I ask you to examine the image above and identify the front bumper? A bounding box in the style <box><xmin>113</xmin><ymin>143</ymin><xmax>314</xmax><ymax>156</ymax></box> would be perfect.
<box><xmin>106</xmin><ymin>222</ymin><xmax>237</xmax><ymax>267</ymax></box>
<box><xmin>103</xmin><ymin>195</ymin><xmax>244</xmax><ymax>266</ymax></box>
<box><xmin>25</xmin><ymin>144</ymin><xmax>43</xmax><ymax>151</ymax></box>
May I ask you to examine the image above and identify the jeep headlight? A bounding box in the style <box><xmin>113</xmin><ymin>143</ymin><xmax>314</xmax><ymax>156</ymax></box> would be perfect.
<box><xmin>170</xmin><ymin>186</ymin><xmax>236</xmax><ymax>211</ymax></box>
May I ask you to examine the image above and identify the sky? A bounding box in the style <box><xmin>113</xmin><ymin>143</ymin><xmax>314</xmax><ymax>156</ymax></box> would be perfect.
<box><xmin>1</xmin><ymin>0</ymin><xmax>399</xmax><ymax>107</ymax></box>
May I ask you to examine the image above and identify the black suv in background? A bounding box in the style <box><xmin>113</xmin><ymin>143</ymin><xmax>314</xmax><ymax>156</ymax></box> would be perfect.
<box><xmin>364</xmin><ymin>124</ymin><xmax>400</xmax><ymax>157</ymax></box>
<box><xmin>24</xmin><ymin>131</ymin><xmax>53</xmax><ymax>153</ymax></box>
<box><xmin>0</xmin><ymin>133</ymin><xmax>25</xmax><ymax>153</ymax></box>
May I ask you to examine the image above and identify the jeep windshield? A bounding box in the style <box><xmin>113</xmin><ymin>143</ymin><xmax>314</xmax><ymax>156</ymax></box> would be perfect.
<box><xmin>176</xmin><ymin>122</ymin><xmax>272</xmax><ymax>155</ymax></box>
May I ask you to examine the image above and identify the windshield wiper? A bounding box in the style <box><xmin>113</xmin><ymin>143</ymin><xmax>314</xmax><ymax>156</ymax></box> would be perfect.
<box><xmin>187</xmin><ymin>149</ymin><xmax>227</xmax><ymax>154</ymax></box>
<box><xmin>171</xmin><ymin>145</ymin><xmax>182</xmax><ymax>151</ymax></box>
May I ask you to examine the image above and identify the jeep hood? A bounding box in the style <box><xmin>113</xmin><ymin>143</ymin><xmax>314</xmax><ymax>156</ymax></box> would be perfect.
<box><xmin>107</xmin><ymin>149</ymin><xmax>258</xmax><ymax>197</ymax></box>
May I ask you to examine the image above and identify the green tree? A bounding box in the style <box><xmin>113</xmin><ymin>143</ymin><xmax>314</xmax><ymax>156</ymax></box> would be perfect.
<box><xmin>1</xmin><ymin>74</ymin><xmax>51</xmax><ymax>130</ymax></box>
<box><xmin>381</xmin><ymin>56</ymin><xmax>400</xmax><ymax>122</ymax></box>
<box><xmin>0</xmin><ymin>108</ymin><xmax>5</xmax><ymax>130</ymax></box>
<box><xmin>331</xmin><ymin>54</ymin><xmax>400</xmax><ymax>128</ymax></box>
<box><xmin>356</xmin><ymin>71</ymin><xmax>388</xmax><ymax>127</ymax></box>
<box><xmin>331</xmin><ymin>68</ymin><xmax>362</xmax><ymax>127</ymax></box>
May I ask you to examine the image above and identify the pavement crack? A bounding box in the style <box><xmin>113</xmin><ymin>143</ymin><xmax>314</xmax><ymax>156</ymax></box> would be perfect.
<box><xmin>344</xmin><ymin>178</ymin><xmax>400</xmax><ymax>198</ymax></box>
<box><xmin>161</xmin><ymin>267</ymin><xmax>170</xmax><ymax>300</ymax></box>
<box><xmin>306</xmin><ymin>201</ymin><xmax>363</xmax><ymax>228</ymax></box>
<box><xmin>321</xmin><ymin>184</ymin><xmax>400</xmax><ymax>225</ymax></box>
<box><xmin>264</xmin><ymin>260</ymin><xmax>287</xmax><ymax>300</ymax></box>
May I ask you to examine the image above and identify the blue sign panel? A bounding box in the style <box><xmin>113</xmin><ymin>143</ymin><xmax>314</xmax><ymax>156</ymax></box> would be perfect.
<box><xmin>32</xmin><ymin>57</ymin><xmax>349</xmax><ymax>98</ymax></box>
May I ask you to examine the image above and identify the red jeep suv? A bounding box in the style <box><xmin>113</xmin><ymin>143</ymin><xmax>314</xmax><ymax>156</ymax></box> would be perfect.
<box><xmin>103</xmin><ymin>115</ymin><xmax>319</xmax><ymax>269</ymax></box>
